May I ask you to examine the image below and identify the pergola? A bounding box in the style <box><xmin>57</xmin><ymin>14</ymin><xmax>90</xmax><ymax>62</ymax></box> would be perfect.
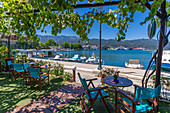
<box><xmin>3</xmin><ymin>0</ymin><xmax>169</xmax><ymax>111</ymax></box>
<box><xmin>30</xmin><ymin>0</ymin><xmax>168</xmax><ymax>88</ymax></box>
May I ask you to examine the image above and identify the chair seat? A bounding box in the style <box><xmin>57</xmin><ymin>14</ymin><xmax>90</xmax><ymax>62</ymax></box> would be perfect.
<box><xmin>119</xmin><ymin>97</ymin><xmax>153</xmax><ymax>113</ymax></box>
<box><xmin>15</xmin><ymin>70</ymin><xmax>24</xmax><ymax>72</ymax></box>
<box><xmin>84</xmin><ymin>88</ymin><xmax>108</xmax><ymax>100</ymax></box>
<box><xmin>31</xmin><ymin>75</ymin><xmax>48</xmax><ymax>79</ymax></box>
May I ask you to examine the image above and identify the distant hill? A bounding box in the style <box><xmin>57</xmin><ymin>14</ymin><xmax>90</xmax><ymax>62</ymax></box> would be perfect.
<box><xmin>38</xmin><ymin>35</ymin><xmax>170</xmax><ymax>50</ymax></box>
<box><xmin>38</xmin><ymin>35</ymin><xmax>80</xmax><ymax>44</ymax></box>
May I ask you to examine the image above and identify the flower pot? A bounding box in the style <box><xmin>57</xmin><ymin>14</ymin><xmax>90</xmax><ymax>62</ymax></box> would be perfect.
<box><xmin>113</xmin><ymin>79</ymin><xmax>119</xmax><ymax>83</ymax></box>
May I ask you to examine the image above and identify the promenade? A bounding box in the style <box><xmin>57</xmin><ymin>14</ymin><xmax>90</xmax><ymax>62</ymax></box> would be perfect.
<box><xmin>30</xmin><ymin>57</ymin><xmax>170</xmax><ymax>97</ymax></box>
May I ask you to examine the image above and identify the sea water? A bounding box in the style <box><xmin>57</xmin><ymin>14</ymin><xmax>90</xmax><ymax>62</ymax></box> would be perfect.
<box><xmin>54</xmin><ymin>50</ymin><xmax>154</xmax><ymax>69</ymax></box>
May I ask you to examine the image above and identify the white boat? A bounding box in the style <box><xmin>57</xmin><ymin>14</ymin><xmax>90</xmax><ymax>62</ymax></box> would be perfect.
<box><xmin>70</xmin><ymin>54</ymin><xmax>81</xmax><ymax>61</ymax></box>
<box><xmin>53</xmin><ymin>54</ymin><xmax>64</xmax><ymax>60</ymax></box>
<box><xmin>85</xmin><ymin>53</ymin><xmax>100</xmax><ymax>64</ymax></box>
<box><xmin>80</xmin><ymin>56</ymin><xmax>87</xmax><ymax>62</ymax></box>
<box><xmin>125</xmin><ymin>59</ymin><xmax>144</xmax><ymax>69</ymax></box>
<box><xmin>152</xmin><ymin>50</ymin><xmax>170</xmax><ymax>72</ymax></box>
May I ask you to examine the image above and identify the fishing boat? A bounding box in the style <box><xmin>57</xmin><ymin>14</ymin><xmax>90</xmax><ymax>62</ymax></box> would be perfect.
<box><xmin>85</xmin><ymin>53</ymin><xmax>100</xmax><ymax>64</ymax></box>
<box><xmin>70</xmin><ymin>54</ymin><xmax>81</xmax><ymax>61</ymax></box>
<box><xmin>53</xmin><ymin>53</ymin><xmax>64</xmax><ymax>60</ymax></box>
<box><xmin>80</xmin><ymin>56</ymin><xmax>87</xmax><ymax>62</ymax></box>
<box><xmin>125</xmin><ymin>59</ymin><xmax>144</xmax><ymax>69</ymax></box>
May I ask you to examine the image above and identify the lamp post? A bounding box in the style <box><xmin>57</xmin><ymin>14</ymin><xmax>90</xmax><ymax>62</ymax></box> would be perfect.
<box><xmin>98</xmin><ymin>7</ymin><xmax>102</xmax><ymax>70</ymax></box>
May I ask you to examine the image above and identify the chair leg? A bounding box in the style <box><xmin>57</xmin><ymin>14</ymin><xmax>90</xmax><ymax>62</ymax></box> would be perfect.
<box><xmin>9</xmin><ymin>71</ymin><xmax>11</xmax><ymax>78</ymax></box>
<box><xmin>48</xmin><ymin>76</ymin><xmax>50</xmax><ymax>85</ymax></box>
<box><xmin>30</xmin><ymin>78</ymin><xmax>32</xmax><ymax>88</ymax></box>
<box><xmin>86</xmin><ymin>92</ymin><xmax>99</xmax><ymax>113</ymax></box>
<box><xmin>39</xmin><ymin>80</ymin><xmax>42</xmax><ymax>90</ymax></box>
<box><xmin>13</xmin><ymin>73</ymin><xmax>16</xmax><ymax>80</ymax></box>
<box><xmin>101</xmin><ymin>97</ymin><xmax>111</xmax><ymax>113</ymax></box>
<box><xmin>77</xmin><ymin>93</ymin><xmax>85</xmax><ymax>105</ymax></box>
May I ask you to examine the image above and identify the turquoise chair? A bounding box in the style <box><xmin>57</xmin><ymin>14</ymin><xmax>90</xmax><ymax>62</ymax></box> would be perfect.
<box><xmin>23</xmin><ymin>63</ymin><xmax>30</xmax><ymax>84</ymax></box>
<box><xmin>7</xmin><ymin>60</ymin><xmax>13</xmax><ymax>78</ymax></box>
<box><xmin>12</xmin><ymin>63</ymin><xmax>25</xmax><ymax>80</ymax></box>
<box><xmin>114</xmin><ymin>84</ymin><xmax>161</xmax><ymax>113</ymax></box>
<box><xmin>77</xmin><ymin>73</ymin><xmax>111</xmax><ymax>113</ymax></box>
<box><xmin>27</xmin><ymin>68</ymin><xmax>49</xmax><ymax>90</ymax></box>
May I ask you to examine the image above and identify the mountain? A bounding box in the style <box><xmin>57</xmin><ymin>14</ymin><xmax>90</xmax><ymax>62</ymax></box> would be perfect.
<box><xmin>38</xmin><ymin>35</ymin><xmax>80</xmax><ymax>44</ymax></box>
<box><xmin>38</xmin><ymin>35</ymin><xmax>170</xmax><ymax>50</ymax></box>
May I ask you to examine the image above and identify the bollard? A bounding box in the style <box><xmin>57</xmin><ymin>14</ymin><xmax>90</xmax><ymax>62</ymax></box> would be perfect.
<box><xmin>72</xmin><ymin>66</ymin><xmax>77</xmax><ymax>82</ymax></box>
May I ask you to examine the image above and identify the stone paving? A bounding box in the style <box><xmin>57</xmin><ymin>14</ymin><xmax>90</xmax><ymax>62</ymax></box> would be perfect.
<box><xmin>6</xmin><ymin>83</ymin><xmax>83</xmax><ymax>113</ymax></box>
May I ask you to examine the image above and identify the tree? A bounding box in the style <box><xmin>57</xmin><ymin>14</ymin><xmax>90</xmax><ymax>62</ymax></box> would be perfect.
<box><xmin>73</xmin><ymin>43</ymin><xmax>82</xmax><ymax>49</ymax></box>
<box><xmin>44</xmin><ymin>39</ymin><xmax>59</xmax><ymax>47</ymax></box>
<box><xmin>61</xmin><ymin>42</ymin><xmax>70</xmax><ymax>49</ymax></box>
<box><xmin>70</xmin><ymin>43</ymin><xmax>74</xmax><ymax>49</ymax></box>
<box><xmin>0</xmin><ymin>40</ymin><xmax>3</xmax><ymax>47</ymax></box>
<box><xmin>39</xmin><ymin>42</ymin><xmax>45</xmax><ymax>49</ymax></box>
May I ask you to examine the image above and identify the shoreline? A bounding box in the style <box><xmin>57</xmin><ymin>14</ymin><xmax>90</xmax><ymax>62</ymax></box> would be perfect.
<box><xmin>30</xmin><ymin>57</ymin><xmax>170</xmax><ymax>77</ymax></box>
<box><xmin>28</xmin><ymin>57</ymin><xmax>170</xmax><ymax>100</ymax></box>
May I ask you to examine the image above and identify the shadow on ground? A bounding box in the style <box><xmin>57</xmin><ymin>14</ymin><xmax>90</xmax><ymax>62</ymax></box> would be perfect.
<box><xmin>0</xmin><ymin>74</ymin><xmax>65</xmax><ymax>113</ymax></box>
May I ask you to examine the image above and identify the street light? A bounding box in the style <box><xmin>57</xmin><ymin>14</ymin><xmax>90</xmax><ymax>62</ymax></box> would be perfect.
<box><xmin>98</xmin><ymin>7</ymin><xmax>102</xmax><ymax>70</ymax></box>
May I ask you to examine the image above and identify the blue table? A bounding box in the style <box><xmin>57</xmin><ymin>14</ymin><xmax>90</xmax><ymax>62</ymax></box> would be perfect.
<box><xmin>103</xmin><ymin>76</ymin><xmax>133</xmax><ymax>87</ymax></box>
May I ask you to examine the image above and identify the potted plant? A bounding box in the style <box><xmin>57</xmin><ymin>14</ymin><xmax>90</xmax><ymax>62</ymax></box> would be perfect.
<box><xmin>113</xmin><ymin>70</ymin><xmax>120</xmax><ymax>83</ymax></box>
<box><xmin>98</xmin><ymin>67</ymin><xmax>115</xmax><ymax>83</ymax></box>
<box><xmin>48</xmin><ymin>62</ymin><xmax>51</xmax><ymax>67</ymax></box>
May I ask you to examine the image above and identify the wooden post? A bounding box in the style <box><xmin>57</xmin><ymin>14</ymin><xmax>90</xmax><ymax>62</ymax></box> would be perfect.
<box><xmin>8</xmin><ymin>36</ymin><xmax>11</xmax><ymax>58</ymax></box>
<box><xmin>72</xmin><ymin>66</ymin><xmax>76</xmax><ymax>82</ymax></box>
<box><xmin>0</xmin><ymin>61</ymin><xmax>2</xmax><ymax>73</ymax></box>
<box><xmin>155</xmin><ymin>1</ymin><xmax>166</xmax><ymax>112</ymax></box>
<box><xmin>73</xmin><ymin>70</ymin><xmax>75</xmax><ymax>81</ymax></box>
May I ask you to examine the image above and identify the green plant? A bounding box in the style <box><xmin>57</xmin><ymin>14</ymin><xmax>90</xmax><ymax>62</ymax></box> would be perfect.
<box><xmin>50</xmin><ymin>63</ymin><xmax>64</xmax><ymax>77</ymax></box>
<box><xmin>48</xmin><ymin>62</ymin><xmax>51</xmax><ymax>66</ymax></box>
<box><xmin>98</xmin><ymin>67</ymin><xmax>120</xmax><ymax>78</ymax></box>
<box><xmin>27</xmin><ymin>58</ymin><xmax>35</xmax><ymax>63</ymax></box>
<box><xmin>62</xmin><ymin>72</ymin><xmax>72</xmax><ymax>81</ymax></box>
<box><xmin>151</xmin><ymin>75</ymin><xmax>170</xmax><ymax>88</ymax></box>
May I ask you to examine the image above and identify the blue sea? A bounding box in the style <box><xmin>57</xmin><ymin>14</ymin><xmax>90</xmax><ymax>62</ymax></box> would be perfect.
<box><xmin>54</xmin><ymin>50</ymin><xmax>154</xmax><ymax>69</ymax></box>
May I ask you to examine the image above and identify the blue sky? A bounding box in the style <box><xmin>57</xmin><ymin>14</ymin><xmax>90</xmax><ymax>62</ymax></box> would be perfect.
<box><xmin>36</xmin><ymin>2</ymin><xmax>169</xmax><ymax>41</ymax></box>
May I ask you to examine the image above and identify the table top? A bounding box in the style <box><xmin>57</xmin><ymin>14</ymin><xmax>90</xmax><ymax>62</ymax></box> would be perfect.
<box><xmin>103</xmin><ymin>76</ymin><xmax>133</xmax><ymax>87</ymax></box>
<box><xmin>28</xmin><ymin>62</ymin><xmax>37</xmax><ymax>65</ymax></box>
<box><xmin>3</xmin><ymin>57</ymin><xmax>15</xmax><ymax>60</ymax></box>
<box><xmin>40</xmin><ymin>65</ymin><xmax>56</xmax><ymax>68</ymax></box>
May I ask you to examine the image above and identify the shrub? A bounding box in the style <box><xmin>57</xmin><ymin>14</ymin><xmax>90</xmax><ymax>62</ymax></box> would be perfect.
<box><xmin>62</xmin><ymin>72</ymin><xmax>72</xmax><ymax>81</ymax></box>
<box><xmin>50</xmin><ymin>63</ymin><xmax>64</xmax><ymax>77</ymax></box>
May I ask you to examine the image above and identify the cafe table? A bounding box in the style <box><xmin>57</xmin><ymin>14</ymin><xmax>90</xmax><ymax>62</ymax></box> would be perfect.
<box><xmin>40</xmin><ymin>65</ymin><xmax>56</xmax><ymax>76</ymax></box>
<box><xmin>28</xmin><ymin>62</ymin><xmax>37</xmax><ymax>67</ymax></box>
<box><xmin>103</xmin><ymin>76</ymin><xmax>133</xmax><ymax>107</ymax></box>
<box><xmin>103</xmin><ymin>76</ymin><xmax>133</xmax><ymax>88</ymax></box>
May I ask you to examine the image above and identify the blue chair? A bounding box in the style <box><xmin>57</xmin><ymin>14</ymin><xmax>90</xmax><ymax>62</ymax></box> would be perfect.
<box><xmin>114</xmin><ymin>84</ymin><xmax>161</xmax><ymax>113</ymax></box>
<box><xmin>23</xmin><ymin>63</ymin><xmax>30</xmax><ymax>84</ymax></box>
<box><xmin>77</xmin><ymin>73</ymin><xmax>111</xmax><ymax>113</ymax></box>
<box><xmin>12</xmin><ymin>63</ymin><xmax>25</xmax><ymax>80</ymax></box>
<box><xmin>7</xmin><ymin>60</ymin><xmax>14</xmax><ymax>78</ymax></box>
<box><xmin>27</xmin><ymin>68</ymin><xmax>49</xmax><ymax>90</ymax></box>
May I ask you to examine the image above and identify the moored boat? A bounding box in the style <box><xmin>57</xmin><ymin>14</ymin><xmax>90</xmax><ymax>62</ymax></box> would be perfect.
<box><xmin>85</xmin><ymin>52</ymin><xmax>100</xmax><ymax>64</ymax></box>
<box><xmin>152</xmin><ymin>50</ymin><xmax>170</xmax><ymax>72</ymax></box>
<box><xmin>125</xmin><ymin>59</ymin><xmax>144</xmax><ymax>69</ymax></box>
<box><xmin>70</xmin><ymin>54</ymin><xmax>81</xmax><ymax>61</ymax></box>
<box><xmin>53</xmin><ymin>53</ymin><xmax>64</xmax><ymax>60</ymax></box>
